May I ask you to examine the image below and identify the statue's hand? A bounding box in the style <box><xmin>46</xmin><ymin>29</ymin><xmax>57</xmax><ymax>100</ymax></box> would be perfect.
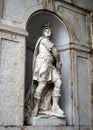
<box><xmin>56</xmin><ymin>62</ymin><xmax>62</xmax><ymax>73</ymax></box>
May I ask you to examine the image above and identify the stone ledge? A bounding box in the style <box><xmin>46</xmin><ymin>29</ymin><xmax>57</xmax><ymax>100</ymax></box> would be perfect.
<box><xmin>28</xmin><ymin>116</ymin><xmax>66</xmax><ymax>126</ymax></box>
<box><xmin>56</xmin><ymin>43</ymin><xmax>90</xmax><ymax>52</ymax></box>
<box><xmin>0</xmin><ymin>126</ymin><xmax>91</xmax><ymax>130</ymax></box>
<box><xmin>0</xmin><ymin>23</ymin><xmax>28</xmax><ymax>36</ymax></box>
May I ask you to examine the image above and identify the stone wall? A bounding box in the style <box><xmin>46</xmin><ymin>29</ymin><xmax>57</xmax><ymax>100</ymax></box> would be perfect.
<box><xmin>63</xmin><ymin>0</ymin><xmax>93</xmax><ymax>11</ymax></box>
<box><xmin>0</xmin><ymin>0</ymin><xmax>93</xmax><ymax>130</ymax></box>
<box><xmin>91</xmin><ymin>50</ymin><xmax>93</xmax><ymax>126</ymax></box>
<box><xmin>0</xmin><ymin>25</ymin><xmax>27</xmax><ymax>126</ymax></box>
<box><xmin>0</xmin><ymin>0</ymin><xmax>4</xmax><ymax>18</ymax></box>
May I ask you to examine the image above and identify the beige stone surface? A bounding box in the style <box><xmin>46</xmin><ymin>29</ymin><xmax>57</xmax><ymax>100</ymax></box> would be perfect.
<box><xmin>0</xmin><ymin>32</ymin><xmax>26</xmax><ymax>125</ymax></box>
<box><xmin>0</xmin><ymin>126</ymin><xmax>92</xmax><ymax>130</ymax></box>
<box><xmin>0</xmin><ymin>0</ymin><xmax>4</xmax><ymax>18</ymax></box>
<box><xmin>0</xmin><ymin>0</ymin><xmax>92</xmax><ymax>128</ymax></box>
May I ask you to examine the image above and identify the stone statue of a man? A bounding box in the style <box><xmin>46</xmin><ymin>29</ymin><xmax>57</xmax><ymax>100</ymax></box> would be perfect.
<box><xmin>25</xmin><ymin>24</ymin><xmax>65</xmax><ymax>124</ymax></box>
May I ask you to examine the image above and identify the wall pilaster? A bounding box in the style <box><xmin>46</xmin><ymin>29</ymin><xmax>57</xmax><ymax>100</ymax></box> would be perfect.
<box><xmin>0</xmin><ymin>24</ymin><xmax>27</xmax><ymax>126</ymax></box>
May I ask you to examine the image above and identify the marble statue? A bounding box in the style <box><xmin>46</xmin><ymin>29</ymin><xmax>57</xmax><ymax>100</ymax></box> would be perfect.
<box><xmin>25</xmin><ymin>24</ymin><xmax>65</xmax><ymax>125</ymax></box>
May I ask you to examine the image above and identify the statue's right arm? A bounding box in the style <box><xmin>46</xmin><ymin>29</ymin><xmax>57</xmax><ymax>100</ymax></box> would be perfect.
<box><xmin>52</xmin><ymin>47</ymin><xmax>60</xmax><ymax>62</ymax></box>
<box><xmin>52</xmin><ymin>47</ymin><xmax>62</xmax><ymax>72</ymax></box>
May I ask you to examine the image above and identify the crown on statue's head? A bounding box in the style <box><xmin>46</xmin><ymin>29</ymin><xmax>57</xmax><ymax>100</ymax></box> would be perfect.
<box><xmin>42</xmin><ymin>23</ymin><xmax>51</xmax><ymax>31</ymax></box>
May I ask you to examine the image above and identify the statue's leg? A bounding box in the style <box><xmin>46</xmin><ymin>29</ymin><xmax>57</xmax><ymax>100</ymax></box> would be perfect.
<box><xmin>51</xmin><ymin>79</ymin><xmax>65</xmax><ymax>117</ymax></box>
<box><xmin>31</xmin><ymin>81</ymin><xmax>46</xmax><ymax>117</ymax></box>
<box><xmin>52</xmin><ymin>79</ymin><xmax>61</xmax><ymax>109</ymax></box>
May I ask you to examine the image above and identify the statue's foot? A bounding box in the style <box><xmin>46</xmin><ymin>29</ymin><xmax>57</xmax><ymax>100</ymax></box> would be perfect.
<box><xmin>51</xmin><ymin>105</ymin><xmax>65</xmax><ymax>118</ymax></box>
<box><xmin>39</xmin><ymin>106</ymin><xmax>65</xmax><ymax>118</ymax></box>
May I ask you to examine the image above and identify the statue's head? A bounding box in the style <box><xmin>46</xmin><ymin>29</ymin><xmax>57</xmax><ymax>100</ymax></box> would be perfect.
<box><xmin>42</xmin><ymin>23</ymin><xmax>51</xmax><ymax>37</ymax></box>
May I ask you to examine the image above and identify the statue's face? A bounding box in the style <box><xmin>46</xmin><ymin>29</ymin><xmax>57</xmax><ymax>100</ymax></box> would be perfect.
<box><xmin>43</xmin><ymin>28</ymin><xmax>51</xmax><ymax>37</ymax></box>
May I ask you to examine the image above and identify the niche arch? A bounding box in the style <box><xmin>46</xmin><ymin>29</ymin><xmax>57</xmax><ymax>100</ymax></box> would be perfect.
<box><xmin>25</xmin><ymin>9</ymin><xmax>69</xmax><ymax>94</ymax></box>
<box><xmin>25</xmin><ymin>9</ymin><xmax>70</xmax><ymax>123</ymax></box>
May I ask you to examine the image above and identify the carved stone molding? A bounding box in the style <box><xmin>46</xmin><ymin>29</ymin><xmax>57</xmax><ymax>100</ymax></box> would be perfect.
<box><xmin>0</xmin><ymin>23</ymin><xmax>28</xmax><ymax>36</ymax></box>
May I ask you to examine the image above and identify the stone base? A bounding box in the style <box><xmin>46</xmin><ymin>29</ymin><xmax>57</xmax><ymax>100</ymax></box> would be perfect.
<box><xmin>0</xmin><ymin>126</ymin><xmax>91</xmax><ymax>130</ymax></box>
<box><xmin>27</xmin><ymin>115</ymin><xmax>66</xmax><ymax>126</ymax></box>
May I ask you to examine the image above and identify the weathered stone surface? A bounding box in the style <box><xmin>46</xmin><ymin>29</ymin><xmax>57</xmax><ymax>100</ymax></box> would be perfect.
<box><xmin>0</xmin><ymin>0</ymin><xmax>92</xmax><ymax>128</ymax></box>
<box><xmin>28</xmin><ymin>116</ymin><xmax>66</xmax><ymax>126</ymax></box>
<box><xmin>0</xmin><ymin>23</ymin><xmax>28</xmax><ymax>36</ymax></box>
<box><xmin>77</xmin><ymin>54</ymin><xmax>91</xmax><ymax>125</ymax></box>
<box><xmin>54</xmin><ymin>1</ymin><xmax>90</xmax><ymax>46</ymax></box>
<box><xmin>91</xmin><ymin>52</ymin><xmax>93</xmax><ymax>125</ymax></box>
<box><xmin>0</xmin><ymin>126</ymin><xmax>74</xmax><ymax>130</ymax></box>
<box><xmin>0</xmin><ymin>126</ymin><xmax>92</xmax><ymax>130</ymax></box>
<box><xmin>0</xmin><ymin>0</ymin><xmax>4</xmax><ymax>18</ymax></box>
<box><xmin>80</xmin><ymin>126</ymin><xmax>91</xmax><ymax>130</ymax></box>
<box><xmin>0</xmin><ymin>32</ymin><xmax>26</xmax><ymax>125</ymax></box>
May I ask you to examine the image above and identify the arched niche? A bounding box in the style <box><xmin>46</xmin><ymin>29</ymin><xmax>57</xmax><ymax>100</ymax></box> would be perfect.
<box><xmin>26</xmin><ymin>10</ymin><xmax>70</xmax><ymax>47</ymax></box>
<box><xmin>26</xmin><ymin>9</ymin><xmax>70</xmax><ymax>91</ymax></box>
<box><xmin>25</xmin><ymin>10</ymin><xmax>70</xmax><ymax>123</ymax></box>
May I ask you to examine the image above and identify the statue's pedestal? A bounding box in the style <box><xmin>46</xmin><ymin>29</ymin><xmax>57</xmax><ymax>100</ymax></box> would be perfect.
<box><xmin>28</xmin><ymin>115</ymin><xmax>66</xmax><ymax>126</ymax></box>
